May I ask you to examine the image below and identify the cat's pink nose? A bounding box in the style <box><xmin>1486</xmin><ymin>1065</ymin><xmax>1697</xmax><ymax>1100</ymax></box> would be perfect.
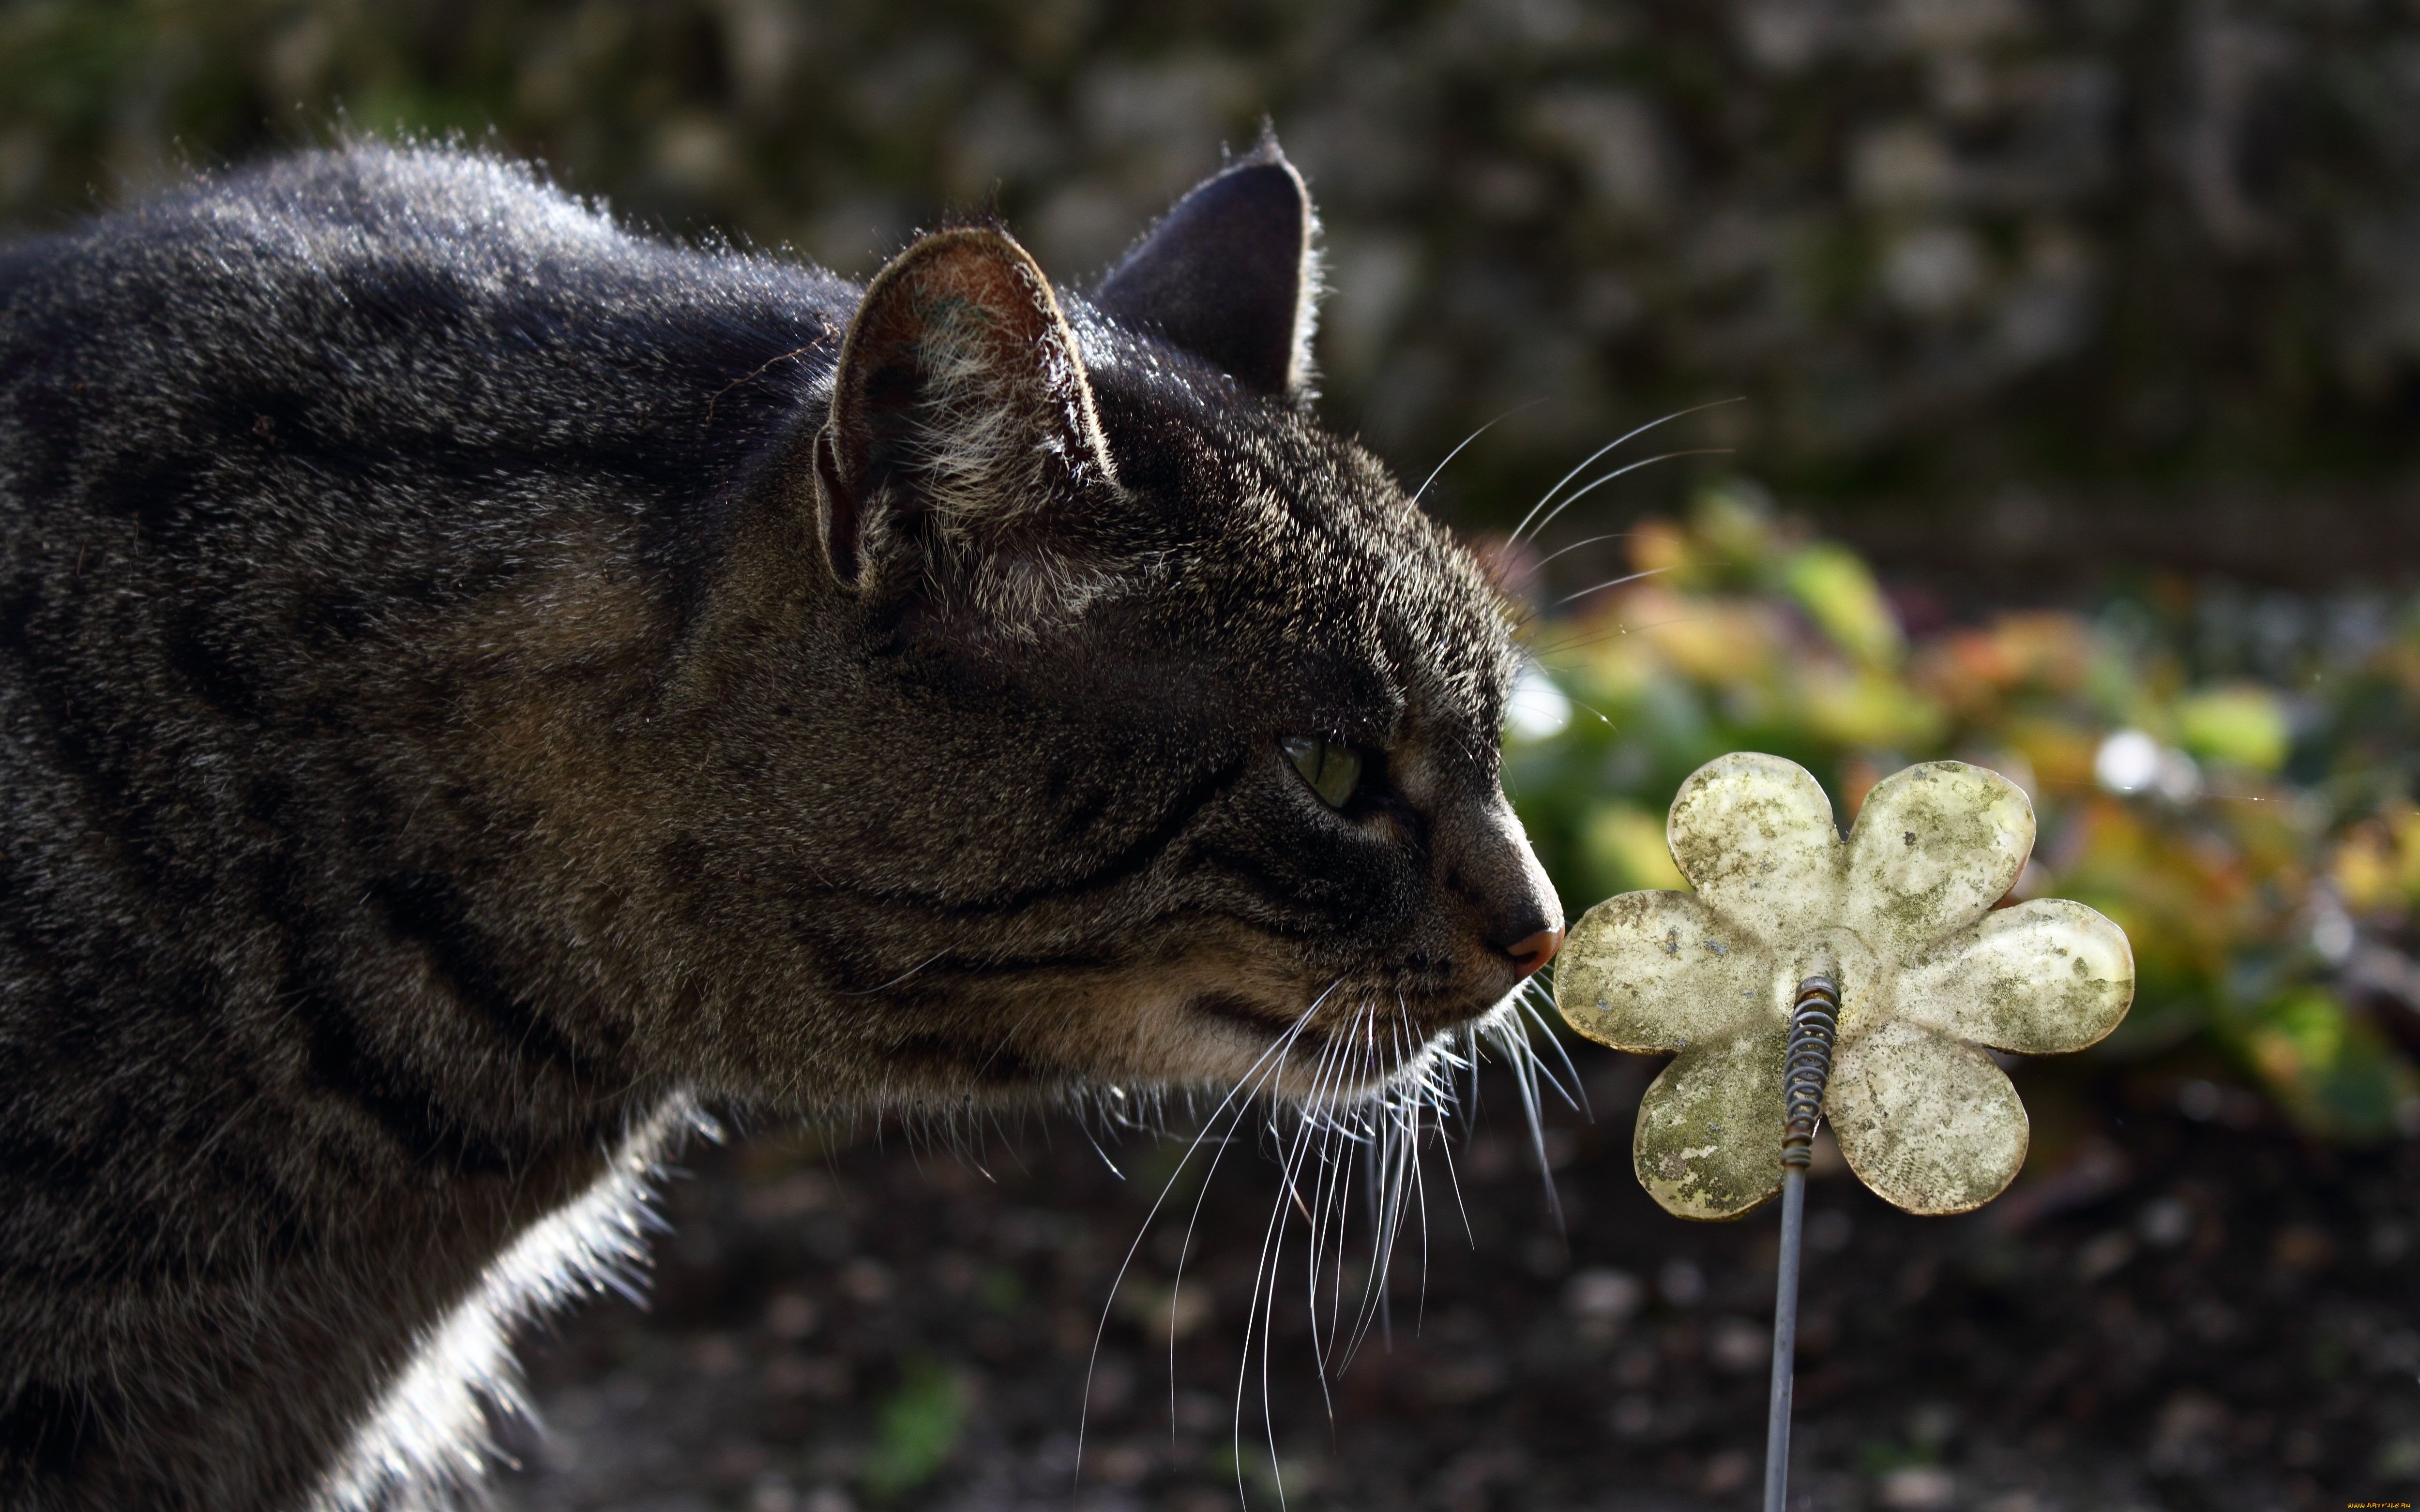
<box><xmin>1505</xmin><ymin>926</ymin><xmax>1562</xmax><ymax>978</ymax></box>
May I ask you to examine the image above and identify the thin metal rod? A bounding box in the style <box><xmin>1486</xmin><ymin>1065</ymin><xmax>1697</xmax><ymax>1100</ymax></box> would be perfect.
<box><xmin>1765</xmin><ymin>1166</ymin><xmax>1807</xmax><ymax>1512</ymax></box>
<box><xmin>1766</xmin><ymin>974</ymin><xmax>1839</xmax><ymax>1512</ymax></box>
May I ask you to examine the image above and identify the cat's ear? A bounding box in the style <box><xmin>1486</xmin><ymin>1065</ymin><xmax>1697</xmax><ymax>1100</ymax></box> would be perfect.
<box><xmin>1095</xmin><ymin>138</ymin><xmax>1320</xmax><ymax>399</ymax></box>
<box><xmin>815</xmin><ymin>225</ymin><xmax>1118</xmax><ymax>596</ymax></box>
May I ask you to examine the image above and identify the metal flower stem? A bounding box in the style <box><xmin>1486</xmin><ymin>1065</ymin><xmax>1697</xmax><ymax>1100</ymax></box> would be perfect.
<box><xmin>1765</xmin><ymin>974</ymin><xmax>1840</xmax><ymax>1512</ymax></box>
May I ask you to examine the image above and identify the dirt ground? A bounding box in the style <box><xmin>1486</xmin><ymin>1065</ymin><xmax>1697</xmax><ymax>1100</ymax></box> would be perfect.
<box><xmin>492</xmin><ymin>1046</ymin><xmax>2420</xmax><ymax>1512</ymax></box>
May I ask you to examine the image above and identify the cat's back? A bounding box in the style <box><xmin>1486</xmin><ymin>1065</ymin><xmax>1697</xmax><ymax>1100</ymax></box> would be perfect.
<box><xmin>0</xmin><ymin>145</ymin><xmax>858</xmax><ymax>927</ymax></box>
<box><xmin>0</xmin><ymin>143</ymin><xmax>854</xmax><ymax>550</ymax></box>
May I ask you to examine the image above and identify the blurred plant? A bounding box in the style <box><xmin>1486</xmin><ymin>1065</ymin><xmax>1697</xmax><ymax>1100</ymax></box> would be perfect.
<box><xmin>1509</xmin><ymin>482</ymin><xmax>2420</xmax><ymax>1143</ymax></box>
<box><xmin>860</xmin><ymin>1360</ymin><xmax>967</xmax><ymax>1500</ymax></box>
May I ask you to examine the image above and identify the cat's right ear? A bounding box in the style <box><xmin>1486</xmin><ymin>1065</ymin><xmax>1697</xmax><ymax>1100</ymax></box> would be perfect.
<box><xmin>1095</xmin><ymin>138</ymin><xmax>1320</xmax><ymax>399</ymax></box>
<box><xmin>813</xmin><ymin>226</ymin><xmax>1118</xmax><ymax>596</ymax></box>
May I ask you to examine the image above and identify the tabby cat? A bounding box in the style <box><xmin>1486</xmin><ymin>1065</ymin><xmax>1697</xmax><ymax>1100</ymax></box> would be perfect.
<box><xmin>0</xmin><ymin>136</ymin><xmax>1561</xmax><ymax>1509</ymax></box>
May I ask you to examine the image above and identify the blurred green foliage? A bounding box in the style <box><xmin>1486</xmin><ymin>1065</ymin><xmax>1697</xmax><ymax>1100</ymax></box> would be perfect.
<box><xmin>860</xmin><ymin>1360</ymin><xmax>966</xmax><ymax>1499</ymax></box>
<box><xmin>1507</xmin><ymin>485</ymin><xmax>2420</xmax><ymax>1142</ymax></box>
<box><xmin>3</xmin><ymin>0</ymin><xmax>2419</xmax><ymax>568</ymax></box>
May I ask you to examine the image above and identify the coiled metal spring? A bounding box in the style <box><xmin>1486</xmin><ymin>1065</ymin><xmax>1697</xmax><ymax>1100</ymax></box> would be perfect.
<box><xmin>1780</xmin><ymin>974</ymin><xmax>1839</xmax><ymax>1169</ymax></box>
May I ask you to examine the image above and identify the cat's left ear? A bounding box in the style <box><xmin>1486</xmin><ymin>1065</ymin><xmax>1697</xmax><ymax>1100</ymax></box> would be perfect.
<box><xmin>1096</xmin><ymin>136</ymin><xmax>1321</xmax><ymax>399</ymax></box>
<box><xmin>814</xmin><ymin>226</ymin><xmax>1119</xmax><ymax>602</ymax></box>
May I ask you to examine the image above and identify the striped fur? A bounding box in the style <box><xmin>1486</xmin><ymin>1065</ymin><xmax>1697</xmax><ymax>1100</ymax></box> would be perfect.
<box><xmin>0</xmin><ymin>142</ymin><xmax>1557</xmax><ymax>1508</ymax></box>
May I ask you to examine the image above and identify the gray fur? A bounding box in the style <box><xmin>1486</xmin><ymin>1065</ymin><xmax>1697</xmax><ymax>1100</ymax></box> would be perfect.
<box><xmin>0</xmin><ymin>142</ymin><xmax>1557</xmax><ymax>1508</ymax></box>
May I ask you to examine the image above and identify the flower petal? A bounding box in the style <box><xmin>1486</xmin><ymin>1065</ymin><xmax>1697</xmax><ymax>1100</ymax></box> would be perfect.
<box><xmin>1558</xmin><ymin>890</ymin><xmax>1781</xmax><ymax>1053</ymax></box>
<box><xmin>1844</xmin><ymin>761</ymin><xmax>2033</xmax><ymax>952</ymax></box>
<box><xmin>1827</xmin><ymin>1018</ymin><xmax>2028</xmax><ymax>1215</ymax></box>
<box><xmin>1666</xmin><ymin>752</ymin><xmax>1844</xmax><ymax>947</ymax></box>
<box><xmin>1633</xmin><ymin>1028</ymin><xmax>1787</xmax><ymax>1221</ymax></box>
<box><xmin>1899</xmin><ymin>898</ymin><xmax>2135</xmax><ymax>1053</ymax></box>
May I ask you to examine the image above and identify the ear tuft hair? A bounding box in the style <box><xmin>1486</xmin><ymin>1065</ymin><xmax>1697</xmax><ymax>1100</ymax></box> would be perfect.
<box><xmin>815</xmin><ymin>227</ymin><xmax>1125</xmax><ymax>628</ymax></box>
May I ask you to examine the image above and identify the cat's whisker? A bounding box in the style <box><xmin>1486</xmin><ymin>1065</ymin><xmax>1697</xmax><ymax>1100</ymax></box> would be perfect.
<box><xmin>1162</xmin><ymin>1032</ymin><xmax>1309</xmax><ymax>1443</ymax></box>
<box><xmin>1100</xmin><ymin>980</ymin><xmax>1577</xmax><ymax>1489</ymax></box>
<box><xmin>1229</xmin><ymin>1014</ymin><xmax>1333</xmax><ymax>1495</ymax></box>
<box><xmin>1286</xmin><ymin>1004</ymin><xmax>1369</xmax><ymax>1438</ymax></box>
<box><xmin>1077</xmin><ymin>1121</ymin><xmax>1127</xmax><ymax>1180</ymax></box>
<box><xmin>1547</xmin><ymin>566</ymin><xmax>1672</xmax><ymax>613</ymax></box>
<box><xmin>1340</xmin><ymin>1053</ymin><xmax>1392</xmax><ymax>1363</ymax></box>
<box><xmin>1342</xmin><ymin>1008</ymin><xmax>1422</xmax><ymax>1368</ymax></box>
<box><xmin>1306</xmin><ymin>1016</ymin><xmax>1348</xmax><ymax>1381</ymax></box>
<box><xmin>1402</xmin><ymin>1009</ymin><xmax>1439</xmax><ymax>1341</ymax></box>
<box><xmin>1288</xmin><ymin>1018</ymin><xmax>1355</xmax><ymax>1420</ymax></box>
<box><xmin>1527</xmin><ymin>629</ymin><xmax>1648</xmax><ymax>664</ymax></box>
<box><xmin>1429</xmin><ymin>1073</ymin><xmax>1478</xmax><ymax>1255</ymax></box>
<box><xmin>1408</xmin><ymin>399</ymin><xmax>1543</xmax><ymax>508</ymax></box>
<box><xmin>1535</xmin><ymin>689</ymin><xmax>1619</xmax><ymax>734</ymax></box>
<box><xmin>1526</xmin><ymin>530</ymin><xmax>1639</xmax><ymax>573</ymax></box>
<box><xmin>1519</xmin><ymin>447</ymin><xmax>1732</xmax><ymax>549</ymax></box>
<box><xmin>1490</xmin><ymin>999</ymin><xmax>1564</xmax><ymax>1230</ymax></box>
<box><xmin>1236</xmin><ymin>1023</ymin><xmax>1349</xmax><ymax>1508</ymax></box>
<box><xmin>1506</xmin><ymin>397</ymin><xmax>1744</xmax><ymax>545</ymax></box>
<box><xmin>1527</xmin><ymin>604</ymin><xmax>1727</xmax><ymax>661</ymax></box>
<box><xmin>1367</xmin><ymin>1008</ymin><xmax>1419</xmax><ymax>1334</ymax></box>
<box><xmin>1331</xmin><ymin>1006</ymin><xmax>1386</xmax><ymax>1355</ymax></box>
<box><xmin>1328</xmin><ymin>1008</ymin><xmax>1378</xmax><ymax>1338</ymax></box>
<box><xmin>1355</xmin><ymin>1115</ymin><xmax>1382</xmax><ymax>1359</ymax></box>
<box><xmin>1080</xmin><ymin>982</ymin><xmax>1336</xmax><ymax>1482</ymax></box>
<box><xmin>1303</xmin><ymin>1076</ymin><xmax>1345</xmax><ymax>1387</ymax></box>
<box><xmin>1514</xmin><ymin>976</ymin><xmax>1588</xmax><ymax>1117</ymax></box>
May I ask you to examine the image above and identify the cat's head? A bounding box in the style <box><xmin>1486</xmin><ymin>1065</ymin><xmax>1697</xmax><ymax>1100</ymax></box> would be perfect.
<box><xmin>688</xmin><ymin>143</ymin><xmax>1559</xmax><ymax>1110</ymax></box>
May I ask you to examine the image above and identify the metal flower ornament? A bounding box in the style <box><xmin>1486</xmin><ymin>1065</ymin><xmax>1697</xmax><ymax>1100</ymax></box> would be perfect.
<box><xmin>1554</xmin><ymin>753</ymin><xmax>2134</xmax><ymax>1509</ymax></box>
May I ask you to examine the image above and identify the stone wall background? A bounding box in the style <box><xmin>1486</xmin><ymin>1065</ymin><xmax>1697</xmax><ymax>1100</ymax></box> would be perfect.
<box><xmin>5</xmin><ymin>0</ymin><xmax>2417</xmax><ymax>589</ymax></box>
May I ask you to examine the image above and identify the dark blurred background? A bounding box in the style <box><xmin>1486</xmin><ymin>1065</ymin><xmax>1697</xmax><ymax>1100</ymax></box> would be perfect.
<box><xmin>8</xmin><ymin>5</ymin><xmax>2420</xmax><ymax>1511</ymax></box>
<box><xmin>6</xmin><ymin>0</ymin><xmax>2420</xmax><ymax>593</ymax></box>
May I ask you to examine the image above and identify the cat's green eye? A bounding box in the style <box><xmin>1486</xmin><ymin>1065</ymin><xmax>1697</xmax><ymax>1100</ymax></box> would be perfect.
<box><xmin>1283</xmin><ymin>735</ymin><xmax>1364</xmax><ymax>809</ymax></box>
